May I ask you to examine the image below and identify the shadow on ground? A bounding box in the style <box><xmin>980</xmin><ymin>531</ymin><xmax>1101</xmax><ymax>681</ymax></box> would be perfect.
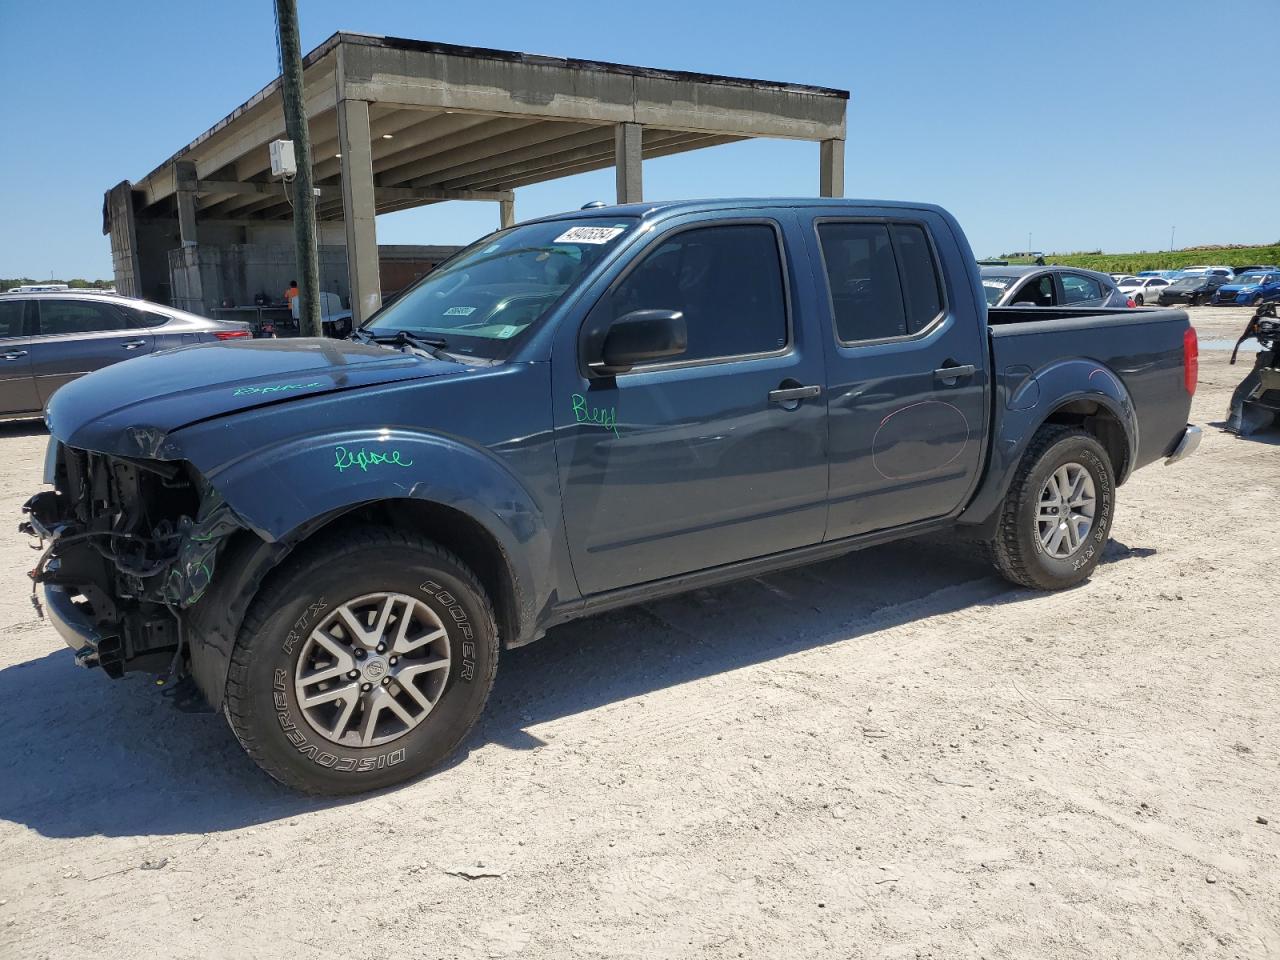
<box><xmin>0</xmin><ymin>419</ymin><xmax>47</xmax><ymax>440</ymax></box>
<box><xmin>1207</xmin><ymin>419</ymin><xmax>1280</xmax><ymax>446</ymax></box>
<box><xmin>0</xmin><ymin>535</ymin><xmax>1153</xmax><ymax>839</ymax></box>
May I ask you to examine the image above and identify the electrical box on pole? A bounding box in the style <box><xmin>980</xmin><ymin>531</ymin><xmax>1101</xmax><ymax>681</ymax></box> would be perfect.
<box><xmin>269</xmin><ymin>139</ymin><xmax>297</xmax><ymax>178</ymax></box>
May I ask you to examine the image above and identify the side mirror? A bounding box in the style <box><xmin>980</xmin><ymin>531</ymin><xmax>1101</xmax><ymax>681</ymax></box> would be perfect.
<box><xmin>589</xmin><ymin>309</ymin><xmax>687</xmax><ymax>375</ymax></box>
<box><xmin>1011</xmin><ymin>300</ymin><xmax>1037</xmax><ymax>307</ymax></box>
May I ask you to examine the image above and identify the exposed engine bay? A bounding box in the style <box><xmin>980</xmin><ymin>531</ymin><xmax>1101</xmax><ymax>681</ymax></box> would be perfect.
<box><xmin>20</xmin><ymin>443</ymin><xmax>244</xmax><ymax>682</ymax></box>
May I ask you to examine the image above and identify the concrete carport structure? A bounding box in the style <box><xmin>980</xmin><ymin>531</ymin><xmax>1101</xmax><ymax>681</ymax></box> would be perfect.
<box><xmin>106</xmin><ymin>32</ymin><xmax>849</xmax><ymax>323</ymax></box>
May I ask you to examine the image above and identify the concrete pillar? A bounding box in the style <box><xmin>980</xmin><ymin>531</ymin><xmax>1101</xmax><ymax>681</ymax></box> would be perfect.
<box><xmin>819</xmin><ymin>139</ymin><xmax>845</xmax><ymax>198</ymax></box>
<box><xmin>614</xmin><ymin>122</ymin><xmax>643</xmax><ymax>204</ymax></box>
<box><xmin>499</xmin><ymin>195</ymin><xmax>515</xmax><ymax>229</ymax></box>
<box><xmin>104</xmin><ymin>181</ymin><xmax>142</xmax><ymax>299</ymax></box>
<box><xmin>175</xmin><ymin>161</ymin><xmax>198</xmax><ymax>246</ymax></box>
<box><xmin>338</xmin><ymin>98</ymin><xmax>381</xmax><ymax>323</ymax></box>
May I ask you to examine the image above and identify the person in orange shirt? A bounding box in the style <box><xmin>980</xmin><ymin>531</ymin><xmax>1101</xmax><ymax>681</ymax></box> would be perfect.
<box><xmin>284</xmin><ymin>280</ymin><xmax>299</xmax><ymax>306</ymax></box>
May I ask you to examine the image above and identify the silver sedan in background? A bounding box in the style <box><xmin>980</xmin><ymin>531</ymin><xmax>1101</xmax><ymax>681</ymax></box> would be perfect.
<box><xmin>980</xmin><ymin>266</ymin><xmax>1131</xmax><ymax>309</ymax></box>
<box><xmin>0</xmin><ymin>291</ymin><xmax>250</xmax><ymax>419</ymax></box>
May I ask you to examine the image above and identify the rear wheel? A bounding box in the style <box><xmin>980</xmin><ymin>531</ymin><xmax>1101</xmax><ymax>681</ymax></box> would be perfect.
<box><xmin>1133</xmin><ymin>294</ymin><xmax>1144</xmax><ymax>306</ymax></box>
<box><xmin>223</xmin><ymin>526</ymin><xmax>498</xmax><ymax>794</ymax></box>
<box><xmin>988</xmin><ymin>426</ymin><xmax>1116</xmax><ymax>590</ymax></box>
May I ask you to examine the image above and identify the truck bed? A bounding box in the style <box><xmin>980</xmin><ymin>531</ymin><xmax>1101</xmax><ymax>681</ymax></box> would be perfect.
<box><xmin>987</xmin><ymin>305</ymin><xmax>1193</xmax><ymax>471</ymax></box>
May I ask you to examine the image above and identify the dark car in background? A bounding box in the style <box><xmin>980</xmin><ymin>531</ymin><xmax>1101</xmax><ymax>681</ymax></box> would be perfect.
<box><xmin>980</xmin><ymin>266</ymin><xmax>1129</xmax><ymax>308</ymax></box>
<box><xmin>1156</xmin><ymin>273</ymin><xmax>1232</xmax><ymax>306</ymax></box>
<box><xmin>1213</xmin><ymin>271</ymin><xmax>1280</xmax><ymax>306</ymax></box>
<box><xmin>0</xmin><ymin>292</ymin><xmax>250</xmax><ymax>419</ymax></box>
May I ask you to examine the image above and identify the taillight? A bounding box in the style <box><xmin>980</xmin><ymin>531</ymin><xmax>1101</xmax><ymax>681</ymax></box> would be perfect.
<box><xmin>1126</xmin><ymin>297</ymin><xmax>1136</xmax><ymax>308</ymax></box>
<box><xmin>1183</xmin><ymin>326</ymin><xmax>1198</xmax><ymax>395</ymax></box>
<box><xmin>214</xmin><ymin>330</ymin><xmax>251</xmax><ymax>340</ymax></box>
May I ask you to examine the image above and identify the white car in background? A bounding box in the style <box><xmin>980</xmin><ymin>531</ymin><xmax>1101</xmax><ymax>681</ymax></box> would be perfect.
<box><xmin>1116</xmin><ymin>275</ymin><xmax>1171</xmax><ymax>305</ymax></box>
<box><xmin>1181</xmin><ymin>265</ymin><xmax>1235</xmax><ymax>278</ymax></box>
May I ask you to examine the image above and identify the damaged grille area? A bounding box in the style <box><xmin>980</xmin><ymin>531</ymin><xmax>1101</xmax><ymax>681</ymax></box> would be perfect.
<box><xmin>22</xmin><ymin>443</ymin><xmax>243</xmax><ymax>679</ymax></box>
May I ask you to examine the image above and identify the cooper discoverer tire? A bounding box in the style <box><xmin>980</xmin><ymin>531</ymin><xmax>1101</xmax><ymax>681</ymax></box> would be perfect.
<box><xmin>223</xmin><ymin>526</ymin><xmax>498</xmax><ymax>794</ymax></box>
<box><xmin>988</xmin><ymin>426</ymin><xmax>1116</xmax><ymax>591</ymax></box>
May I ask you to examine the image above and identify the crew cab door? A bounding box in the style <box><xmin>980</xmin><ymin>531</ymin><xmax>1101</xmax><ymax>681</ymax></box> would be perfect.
<box><xmin>552</xmin><ymin>211</ymin><xmax>829</xmax><ymax>596</ymax></box>
<box><xmin>807</xmin><ymin>212</ymin><xmax>987</xmax><ymax>538</ymax></box>
<box><xmin>29</xmin><ymin>298</ymin><xmax>155</xmax><ymax>405</ymax></box>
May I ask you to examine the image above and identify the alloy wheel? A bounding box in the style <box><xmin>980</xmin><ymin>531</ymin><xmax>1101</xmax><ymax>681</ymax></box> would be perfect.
<box><xmin>1036</xmin><ymin>462</ymin><xmax>1096</xmax><ymax>559</ymax></box>
<box><xmin>293</xmin><ymin>592</ymin><xmax>451</xmax><ymax>747</ymax></box>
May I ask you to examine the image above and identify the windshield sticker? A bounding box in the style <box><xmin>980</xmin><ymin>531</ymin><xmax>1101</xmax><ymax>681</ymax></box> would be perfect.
<box><xmin>554</xmin><ymin>226</ymin><xmax>625</xmax><ymax>245</ymax></box>
<box><xmin>333</xmin><ymin>445</ymin><xmax>415</xmax><ymax>473</ymax></box>
<box><xmin>233</xmin><ymin>381</ymin><xmax>322</xmax><ymax>397</ymax></box>
<box><xmin>495</xmin><ymin>324</ymin><xmax>520</xmax><ymax>338</ymax></box>
<box><xmin>981</xmin><ymin>279</ymin><xmax>1011</xmax><ymax>288</ymax></box>
<box><xmin>444</xmin><ymin>306</ymin><xmax>477</xmax><ymax>316</ymax></box>
<box><xmin>571</xmin><ymin>393</ymin><xmax>620</xmax><ymax>437</ymax></box>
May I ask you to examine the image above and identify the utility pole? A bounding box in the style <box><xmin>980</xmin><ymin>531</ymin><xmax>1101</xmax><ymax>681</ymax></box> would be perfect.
<box><xmin>275</xmin><ymin>0</ymin><xmax>321</xmax><ymax>337</ymax></box>
<box><xmin>1170</xmin><ymin>225</ymin><xmax>1176</xmax><ymax>253</ymax></box>
<box><xmin>1027</xmin><ymin>231</ymin><xmax>1032</xmax><ymax>255</ymax></box>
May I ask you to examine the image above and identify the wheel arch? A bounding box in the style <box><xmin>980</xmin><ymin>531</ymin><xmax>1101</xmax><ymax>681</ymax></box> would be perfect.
<box><xmin>186</xmin><ymin>497</ymin><xmax>527</xmax><ymax>711</ymax></box>
<box><xmin>959</xmin><ymin>365</ymin><xmax>1137</xmax><ymax>534</ymax></box>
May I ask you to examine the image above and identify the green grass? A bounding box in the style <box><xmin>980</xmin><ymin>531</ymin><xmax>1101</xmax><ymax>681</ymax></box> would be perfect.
<box><xmin>998</xmin><ymin>244</ymin><xmax>1280</xmax><ymax>274</ymax></box>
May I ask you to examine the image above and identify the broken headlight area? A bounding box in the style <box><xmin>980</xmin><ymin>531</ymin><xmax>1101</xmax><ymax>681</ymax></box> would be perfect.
<box><xmin>21</xmin><ymin>443</ymin><xmax>245</xmax><ymax>680</ymax></box>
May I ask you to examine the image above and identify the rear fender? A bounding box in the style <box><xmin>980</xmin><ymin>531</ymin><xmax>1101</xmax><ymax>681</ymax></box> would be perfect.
<box><xmin>959</xmin><ymin>359</ymin><xmax>1137</xmax><ymax>530</ymax></box>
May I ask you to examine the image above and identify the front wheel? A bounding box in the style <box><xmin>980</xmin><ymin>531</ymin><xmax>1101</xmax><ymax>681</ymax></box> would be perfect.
<box><xmin>223</xmin><ymin>527</ymin><xmax>498</xmax><ymax>794</ymax></box>
<box><xmin>988</xmin><ymin>426</ymin><xmax>1116</xmax><ymax>590</ymax></box>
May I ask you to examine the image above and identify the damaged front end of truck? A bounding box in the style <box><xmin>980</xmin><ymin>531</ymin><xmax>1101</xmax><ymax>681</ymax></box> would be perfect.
<box><xmin>20</xmin><ymin>442</ymin><xmax>250</xmax><ymax>704</ymax></box>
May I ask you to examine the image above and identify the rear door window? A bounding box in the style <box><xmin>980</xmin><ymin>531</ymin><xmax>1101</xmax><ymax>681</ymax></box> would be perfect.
<box><xmin>817</xmin><ymin>221</ymin><xmax>946</xmax><ymax>343</ymax></box>
<box><xmin>817</xmin><ymin>222</ymin><xmax>908</xmax><ymax>342</ymax></box>
<box><xmin>1060</xmin><ymin>274</ymin><xmax>1104</xmax><ymax>304</ymax></box>
<box><xmin>36</xmin><ymin>300</ymin><xmax>131</xmax><ymax>335</ymax></box>
<box><xmin>889</xmin><ymin>223</ymin><xmax>943</xmax><ymax>333</ymax></box>
<box><xmin>127</xmin><ymin>307</ymin><xmax>171</xmax><ymax>328</ymax></box>
<box><xmin>0</xmin><ymin>300</ymin><xmax>26</xmax><ymax>338</ymax></box>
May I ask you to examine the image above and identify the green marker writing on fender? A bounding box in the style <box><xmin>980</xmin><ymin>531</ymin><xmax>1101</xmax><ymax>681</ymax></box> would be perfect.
<box><xmin>333</xmin><ymin>446</ymin><xmax>415</xmax><ymax>473</ymax></box>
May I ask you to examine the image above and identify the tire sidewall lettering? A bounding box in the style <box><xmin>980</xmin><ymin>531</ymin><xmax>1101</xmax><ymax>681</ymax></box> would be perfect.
<box><xmin>420</xmin><ymin>579</ymin><xmax>476</xmax><ymax>683</ymax></box>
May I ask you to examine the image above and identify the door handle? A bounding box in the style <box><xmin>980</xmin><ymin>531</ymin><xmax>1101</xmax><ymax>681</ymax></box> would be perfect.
<box><xmin>1</xmin><ymin>350</ymin><xmax>27</xmax><ymax>360</ymax></box>
<box><xmin>768</xmin><ymin>384</ymin><xmax>822</xmax><ymax>404</ymax></box>
<box><xmin>933</xmin><ymin>363</ymin><xmax>976</xmax><ymax>384</ymax></box>
<box><xmin>121</xmin><ymin>339</ymin><xmax>147</xmax><ymax>350</ymax></box>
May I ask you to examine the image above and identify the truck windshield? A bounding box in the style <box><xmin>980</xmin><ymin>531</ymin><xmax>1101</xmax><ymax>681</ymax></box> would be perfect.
<box><xmin>362</xmin><ymin>217</ymin><xmax>638</xmax><ymax>358</ymax></box>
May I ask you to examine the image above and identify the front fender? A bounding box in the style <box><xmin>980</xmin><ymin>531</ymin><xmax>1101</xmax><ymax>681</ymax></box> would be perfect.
<box><xmin>960</xmin><ymin>358</ymin><xmax>1138</xmax><ymax>527</ymax></box>
<box><xmin>189</xmin><ymin>426</ymin><xmax>554</xmax><ymax>642</ymax></box>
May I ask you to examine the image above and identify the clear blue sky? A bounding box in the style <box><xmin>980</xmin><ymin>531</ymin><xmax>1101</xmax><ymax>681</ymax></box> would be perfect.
<box><xmin>1</xmin><ymin>0</ymin><xmax>1275</xmax><ymax>279</ymax></box>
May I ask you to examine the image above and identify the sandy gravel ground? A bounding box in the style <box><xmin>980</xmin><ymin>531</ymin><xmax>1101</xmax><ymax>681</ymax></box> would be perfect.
<box><xmin>0</xmin><ymin>307</ymin><xmax>1276</xmax><ymax>959</ymax></box>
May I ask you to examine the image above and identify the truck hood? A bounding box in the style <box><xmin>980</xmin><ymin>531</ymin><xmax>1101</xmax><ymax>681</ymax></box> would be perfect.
<box><xmin>46</xmin><ymin>337</ymin><xmax>466</xmax><ymax>458</ymax></box>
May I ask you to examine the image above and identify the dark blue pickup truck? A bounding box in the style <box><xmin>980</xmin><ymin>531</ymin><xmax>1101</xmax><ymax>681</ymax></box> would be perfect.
<box><xmin>22</xmin><ymin>199</ymin><xmax>1201</xmax><ymax>794</ymax></box>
